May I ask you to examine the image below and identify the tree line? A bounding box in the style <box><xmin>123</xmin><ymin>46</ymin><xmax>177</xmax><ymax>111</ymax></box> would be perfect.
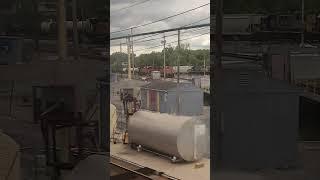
<box><xmin>110</xmin><ymin>43</ymin><xmax>210</xmax><ymax>72</ymax></box>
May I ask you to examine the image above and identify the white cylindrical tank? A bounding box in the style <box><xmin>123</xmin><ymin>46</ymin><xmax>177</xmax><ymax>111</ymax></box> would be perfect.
<box><xmin>151</xmin><ymin>71</ymin><xmax>160</xmax><ymax>80</ymax></box>
<box><xmin>0</xmin><ymin>131</ymin><xmax>21</xmax><ymax>180</ymax></box>
<box><xmin>128</xmin><ymin>111</ymin><xmax>207</xmax><ymax>162</ymax></box>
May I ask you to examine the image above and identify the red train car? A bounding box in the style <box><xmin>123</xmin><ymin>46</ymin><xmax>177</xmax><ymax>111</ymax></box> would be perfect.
<box><xmin>159</xmin><ymin>66</ymin><xmax>175</xmax><ymax>78</ymax></box>
<box><xmin>139</xmin><ymin>66</ymin><xmax>175</xmax><ymax>77</ymax></box>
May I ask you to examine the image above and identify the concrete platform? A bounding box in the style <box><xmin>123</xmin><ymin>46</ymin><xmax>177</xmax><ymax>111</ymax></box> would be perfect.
<box><xmin>110</xmin><ymin>143</ymin><xmax>210</xmax><ymax>180</ymax></box>
<box><xmin>63</xmin><ymin>155</ymin><xmax>108</xmax><ymax>180</ymax></box>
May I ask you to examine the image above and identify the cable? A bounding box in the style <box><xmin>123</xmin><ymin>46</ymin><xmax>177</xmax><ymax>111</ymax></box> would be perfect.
<box><xmin>110</xmin><ymin>3</ymin><xmax>210</xmax><ymax>34</ymax></box>
<box><xmin>134</xmin><ymin>34</ymin><xmax>177</xmax><ymax>44</ymax></box>
<box><xmin>133</xmin><ymin>27</ymin><xmax>209</xmax><ymax>44</ymax></box>
<box><xmin>110</xmin><ymin>27</ymin><xmax>208</xmax><ymax>46</ymax></box>
<box><xmin>134</xmin><ymin>31</ymin><xmax>210</xmax><ymax>52</ymax></box>
<box><xmin>110</xmin><ymin>27</ymin><xmax>207</xmax><ymax>46</ymax></box>
<box><xmin>111</xmin><ymin>0</ymin><xmax>152</xmax><ymax>15</ymax></box>
<box><xmin>134</xmin><ymin>33</ymin><xmax>165</xmax><ymax>42</ymax></box>
<box><xmin>129</xmin><ymin>17</ymin><xmax>210</xmax><ymax>42</ymax></box>
<box><xmin>182</xmin><ymin>17</ymin><xmax>210</xmax><ymax>27</ymax></box>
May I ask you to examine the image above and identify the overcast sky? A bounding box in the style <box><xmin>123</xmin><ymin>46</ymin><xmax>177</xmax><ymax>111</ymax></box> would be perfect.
<box><xmin>110</xmin><ymin>0</ymin><xmax>210</xmax><ymax>56</ymax></box>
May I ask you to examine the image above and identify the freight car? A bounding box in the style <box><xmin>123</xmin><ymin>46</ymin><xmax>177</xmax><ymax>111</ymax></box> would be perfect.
<box><xmin>139</xmin><ymin>66</ymin><xmax>175</xmax><ymax>78</ymax></box>
<box><xmin>260</xmin><ymin>13</ymin><xmax>320</xmax><ymax>33</ymax></box>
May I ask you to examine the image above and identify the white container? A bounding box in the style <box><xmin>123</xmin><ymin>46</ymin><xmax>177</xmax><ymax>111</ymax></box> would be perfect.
<box><xmin>128</xmin><ymin>111</ymin><xmax>207</xmax><ymax>162</ymax></box>
<box><xmin>0</xmin><ymin>132</ymin><xmax>21</xmax><ymax>180</ymax></box>
<box><xmin>151</xmin><ymin>71</ymin><xmax>160</xmax><ymax>80</ymax></box>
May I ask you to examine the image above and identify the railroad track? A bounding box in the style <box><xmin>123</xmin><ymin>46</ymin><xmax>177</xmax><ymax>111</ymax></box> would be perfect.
<box><xmin>110</xmin><ymin>155</ymin><xmax>180</xmax><ymax>180</ymax></box>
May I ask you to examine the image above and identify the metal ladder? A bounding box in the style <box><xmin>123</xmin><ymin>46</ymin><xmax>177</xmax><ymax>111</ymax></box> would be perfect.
<box><xmin>112</xmin><ymin>110</ymin><xmax>127</xmax><ymax>144</ymax></box>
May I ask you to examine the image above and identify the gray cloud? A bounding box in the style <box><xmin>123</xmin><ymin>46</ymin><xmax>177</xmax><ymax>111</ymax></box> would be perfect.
<box><xmin>110</xmin><ymin>0</ymin><xmax>210</xmax><ymax>55</ymax></box>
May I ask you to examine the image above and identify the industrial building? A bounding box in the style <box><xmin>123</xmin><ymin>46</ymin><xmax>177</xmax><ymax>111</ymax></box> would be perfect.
<box><xmin>265</xmin><ymin>46</ymin><xmax>320</xmax><ymax>142</ymax></box>
<box><xmin>140</xmin><ymin>80</ymin><xmax>203</xmax><ymax>116</ymax></box>
<box><xmin>214</xmin><ymin>60</ymin><xmax>302</xmax><ymax>169</ymax></box>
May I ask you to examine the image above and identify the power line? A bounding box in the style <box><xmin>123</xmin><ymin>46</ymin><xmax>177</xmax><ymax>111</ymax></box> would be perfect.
<box><xmin>111</xmin><ymin>16</ymin><xmax>210</xmax><ymax>43</ymax></box>
<box><xmin>110</xmin><ymin>23</ymin><xmax>210</xmax><ymax>40</ymax></box>
<box><xmin>134</xmin><ymin>33</ymin><xmax>177</xmax><ymax>44</ymax></box>
<box><xmin>134</xmin><ymin>31</ymin><xmax>210</xmax><ymax>52</ymax></box>
<box><xmin>110</xmin><ymin>3</ymin><xmax>210</xmax><ymax>34</ymax></box>
<box><xmin>182</xmin><ymin>17</ymin><xmax>210</xmax><ymax>27</ymax></box>
<box><xmin>111</xmin><ymin>0</ymin><xmax>152</xmax><ymax>15</ymax></box>
<box><xmin>131</xmin><ymin>17</ymin><xmax>210</xmax><ymax>42</ymax></box>
<box><xmin>110</xmin><ymin>27</ymin><xmax>208</xmax><ymax>47</ymax></box>
<box><xmin>133</xmin><ymin>27</ymin><xmax>208</xmax><ymax>44</ymax></box>
<box><xmin>134</xmin><ymin>33</ymin><xmax>164</xmax><ymax>42</ymax></box>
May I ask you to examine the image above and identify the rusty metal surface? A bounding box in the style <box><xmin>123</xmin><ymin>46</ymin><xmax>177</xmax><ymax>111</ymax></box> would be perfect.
<box><xmin>110</xmin><ymin>155</ymin><xmax>178</xmax><ymax>180</ymax></box>
<box><xmin>110</xmin><ymin>144</ymin><xmax>210</xmax><ymax>180</ymax></box>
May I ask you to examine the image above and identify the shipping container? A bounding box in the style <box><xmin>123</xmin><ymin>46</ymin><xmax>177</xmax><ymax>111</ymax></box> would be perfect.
<box><xmin>140</xmin><ymin>80</ymin><xmax>203</xmax><ymax>116</ymax></box>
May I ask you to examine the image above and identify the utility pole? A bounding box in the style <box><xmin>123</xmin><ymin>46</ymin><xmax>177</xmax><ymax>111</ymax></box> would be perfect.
<box><xmin>212</xmin><ymin>0</ymin><xmax>223</xmax><ymax>170</ymax></box>
<box><xmin>161</xmin><ymin>34</ymin><xmax>166</xmax><ymax>79</ymax></box>
<box><xmin>72</xmin><ymin>0</ymin><xmax>79</xmax><ymax>60</ymax></box>
<box><xmin>131</xmin><ymin>28</ymin><xmax>135</xmax><ymax>76</ymax></box>
<box><xmin>301</xmin><ymin>0</ymin><xmax>305</xmax><ymax>47</ymax></box>
<box><xmin>203</xmin><ymin>54</ymin><xmax>206</xmax><ymax>76</ymax></box>
<box><xmin>120</xmin><ymin>42</ymin><xmax>122</xmax><ymax>53</ymax></box>
<box><xmin>127</xmin><ymin>36</ymin><xmax>132</xmax><ymax>80</ymax></box>
<box><xmin>176</xmin><ymin>30</ymin><xmax>180</xmax><ymax>115</ymax></box>
<box><xmin>57</xmin><ymin>0</ymin><xmax>67</xmax><ymax>60</ymax></box>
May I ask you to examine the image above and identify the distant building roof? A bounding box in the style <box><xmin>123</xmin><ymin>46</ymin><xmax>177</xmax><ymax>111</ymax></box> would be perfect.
<box><xmin>141</xmin><ymin>80</ymin><xmax>193</xmax><ymax>91</ymax></box>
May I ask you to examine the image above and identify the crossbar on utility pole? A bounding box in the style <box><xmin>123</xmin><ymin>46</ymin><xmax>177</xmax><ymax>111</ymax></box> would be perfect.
<box><xmin>162</xmin><ymin>34</ymin><xmax>166</xmax><ymax>79</ymax></box>
<box><xmin>127</xmin><ymin>36</ymin><xmax>132</xmax><ymax>80</ymax></box>
<box><xmin>203</xmin><ymin>54</ymin><xmax>206</xmax><ymax>76</ymax></box>
<box><xmin>110</xmin><ymin>23</ymin><xmax>210</xmax><ymax>40</ymax></box>
<box><xmin>131</xmin><ymin>28</ymin><xmax>135</xmax><ymax>76</ymax></box>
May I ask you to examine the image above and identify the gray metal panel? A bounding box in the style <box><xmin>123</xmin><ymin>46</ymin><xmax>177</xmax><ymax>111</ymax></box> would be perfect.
<box><xmin>179</xmin><ymin>90</ymin><xmax>203</xmax><ymax>116</ymax></box>
<box><xmin>140</xmin><ymin>89</ymin><xmax>147</xmax><ymax>110</ymax></box>
<box><xmin>140</xmin><ymin>83</ymin><xmax>203</xmax><ymax>115</ymax></box>
<box><xmin>216</xmin><ymin>64</ymin><xmax>301</xmax><ymax>169</ymax></box>
<box><xmin>165</xmin><ymin>91</ymin><xmax>177</xmax><ymax>114</ymax></box>
<box><xmin>219</xmin><ymin>93</ymin><xmax>299</xmax><ymax>169</ymax></box>
<box><xmin>159</xmin><ymin>91</ymin><xmax>166</xmax><ymax>113</ymax></box>
<box><xmin>290</xmin><ymin>54</ymin><xmax>320</xmax><ymax>80</ymax></box>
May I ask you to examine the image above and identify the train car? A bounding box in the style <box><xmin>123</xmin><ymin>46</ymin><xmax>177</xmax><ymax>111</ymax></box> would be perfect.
<box><xmin>139</xmin><ymin>66</ymin><xmax>175</xmax><ymax>77</ymax></box>
<box><xmin>138</xmin><ymin>66</ymin><xmax>153</xmax><ymax>76</ymax></box>
<box><xmin>260</xmin><ymin>13</ymin><xmax>320</xmax><ymax>33</ymax></box>
<box><xmin>173</xmin><ymin>66</ymin><xmax>192</xmax><ymax>74</ymax></box>
<box><xmin>211</xmin><ymin>14</ymin><xmax>265</xmax><ymax>33</ymax></box>
<box><xmin>159</xmin><ymin>66</ymin><xmax>175</xmax><ymax>78</ymax></box>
